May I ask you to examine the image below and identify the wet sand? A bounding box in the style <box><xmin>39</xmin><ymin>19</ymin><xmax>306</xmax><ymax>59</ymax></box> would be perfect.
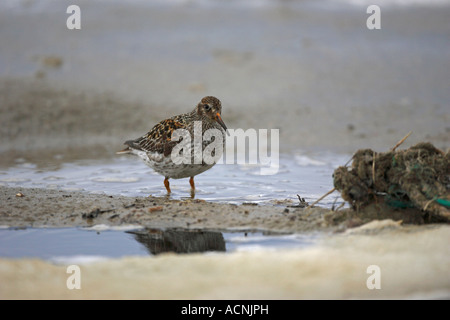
<box><xmin>0</xmin><ymin>186</ymin><xmax>332</xmax><ymax>232</ymax></box>
<box><xmin>0</xmin><ymin>185</ymin><xmax>433</xmax><ymax>232</ymax></box>
<box><xmin>1</xmin><ymin>185</ymin><xmax>449</xmax><ymax>300</ymax></box>
<box><xmin>1</xmin><ymin>1</ymin><xmax>449</xmax><ymax>299</ymax></box>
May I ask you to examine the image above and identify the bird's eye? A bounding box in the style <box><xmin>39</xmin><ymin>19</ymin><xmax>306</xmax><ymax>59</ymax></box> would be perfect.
<box><xmin>203</xmin><ymin>104</ymin><xmax>211</xmax><ymax>111</ymax></box>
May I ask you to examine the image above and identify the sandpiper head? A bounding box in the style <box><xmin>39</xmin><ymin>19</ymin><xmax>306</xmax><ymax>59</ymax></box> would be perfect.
<box><xmin>196</xmin><ymin>96</ymin><xmax>228</xmax><ymax>132</ymax></box>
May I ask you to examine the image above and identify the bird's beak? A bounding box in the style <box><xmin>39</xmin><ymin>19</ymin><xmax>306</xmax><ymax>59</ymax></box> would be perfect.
<box><xmin>215</xmin><ymin>113</ymin><xmax>229</xmax><ymax>136</ymax></box>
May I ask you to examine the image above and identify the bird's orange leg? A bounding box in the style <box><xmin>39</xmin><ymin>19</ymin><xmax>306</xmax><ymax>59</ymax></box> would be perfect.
<box><xmin>164</xmin><ymin>177</ymin><xmax>171</xmax><ymax>194</ymax></box>
<box><xmin>189</xmin><ymin>177</ymin><xmax>195</xmax><ymax>198</ymax></box>
<box><xmin>189</xmin><ymin>177</ymin><xmax>195</xmax><ymax>190</ymax></box>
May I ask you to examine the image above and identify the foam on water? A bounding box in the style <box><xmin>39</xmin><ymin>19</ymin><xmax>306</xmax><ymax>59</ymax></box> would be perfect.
<box><xmin>225</xmin><ymin>232</ymin><xmax>320</xmax><ymax>252</ymax></box>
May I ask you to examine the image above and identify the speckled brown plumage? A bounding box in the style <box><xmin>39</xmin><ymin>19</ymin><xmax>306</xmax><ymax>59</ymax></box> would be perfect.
<box><xmin>117</xmin><ymin>96</ymin><xmax>227</xmax><ymax>195</ymax></box>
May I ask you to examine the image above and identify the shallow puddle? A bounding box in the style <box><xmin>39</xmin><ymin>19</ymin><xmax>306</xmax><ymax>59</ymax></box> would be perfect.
<box><xmin>0</xmin><ymin>152</ymin><xmax>349</xmax><ymax>206</ymax></box>
<box><xmin>0</xmin><ymin>152</ymin><xmax>342</xmax><ymax>262</ymax></box>
<box><xmin>0</xmin><ymin>226</ymin><xmax>319</xmax><ymax>264</ymax></box>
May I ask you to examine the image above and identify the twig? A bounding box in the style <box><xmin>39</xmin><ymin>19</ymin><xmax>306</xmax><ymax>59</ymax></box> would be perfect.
<box><xmin>391</xmin><ymin>131</ymin><xmax>412</xmax><ymax>152</ymax></box>
<box><xmin>372</xmin><ymin>150</ymin><xmax>376</xmax><ymax>184</ymax></box>
<box><xmin>344</xmin><ymin>155</ymin><xmax>354</xmax><ymax>167</ymax></box>
<box><xmin>423</xmin><ymin>197</ymin><xmax>437</xmax><ymax>211</ymax></box>
<box><xmin>305</xmin><ymin>187</ymin><xmax>336</xmax><ymax>216</ymax></box>
<box><xmin>331</xmin><ymin>196</ymin><xmax>338</xmax><ymax>211</ymax></box>
<box><xmin>334</xmin><ymin>202</ymin><xmax>345</xmax><ymax>212</ymax></box>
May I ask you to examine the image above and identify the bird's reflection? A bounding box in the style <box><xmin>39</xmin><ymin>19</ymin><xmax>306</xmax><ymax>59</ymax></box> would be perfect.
<box><xmin>127</xmin><ymin>228</ymin><xmax>226</xmax><ymax>255</ymax></box>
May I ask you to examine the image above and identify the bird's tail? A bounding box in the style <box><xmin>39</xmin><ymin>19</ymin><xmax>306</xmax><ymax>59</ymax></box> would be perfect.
<box><xmin>116</xmin><ymin>146</ymin><xmax>132</xmax><ymax>154</ymax></box>
<box><xmin>116</xmin><ymin>139</ymin><xmax>141</xmax><ymax>154</ymax></box>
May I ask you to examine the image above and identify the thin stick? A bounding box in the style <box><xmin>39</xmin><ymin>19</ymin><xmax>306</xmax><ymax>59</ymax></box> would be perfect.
<box><xmin>334</xmin><ymin>202</ymin><xmax>345</xmax><ymax>212</ymax></box>
<box><xmin>331</xmin><ymin>196</ymin><xmax>338</xmax><ymax>211</ymax></box>
<box><xmin>372</xmin><ymin>150</ymin><xmax>376</xmax><ymax>184</ymax></box>
<box><xmin>305</xmin><ymin>187</ymin><xmax>336</xmax><ymax>214</ymax></box>
<box><xmin>391</xmin><ymin>131</ymin><xmax>412</xmax><ymax>152</ymax></box>
<box><xmin>423</xmin><ymin>197</ymin><xmax>436</xmax><ymax>211</ymax></box>
<box><xmin>344</xmin><ymin>155</ymin><xmax>354</xmax><ymax>167</ymax></box>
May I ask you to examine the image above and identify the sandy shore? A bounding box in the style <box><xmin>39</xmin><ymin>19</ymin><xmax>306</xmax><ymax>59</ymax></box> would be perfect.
<box><xmin>1</xmin><ymin>185</ymin><xmax>449</xmax><ymax>300</ymax></box>
<box><xmin>0</xmin><ymin>186</ymin><xmax>331</xmax><ymax>232</ymax></box>
<box><xmin>1</xmin><ymin>1</ymin><xmax>449</xmax><ymax>300</ymax></box>
<box><xmin>0</xmin><ymin>185</ymin><xmax>433</xmax><ymax>232</ymax></box>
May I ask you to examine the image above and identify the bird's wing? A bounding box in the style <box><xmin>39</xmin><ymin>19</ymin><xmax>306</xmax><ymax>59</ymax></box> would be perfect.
<box><xmin>126</xmin><ymin>118</ymin><xmax>188</xmax><ymax>157</ymax></box>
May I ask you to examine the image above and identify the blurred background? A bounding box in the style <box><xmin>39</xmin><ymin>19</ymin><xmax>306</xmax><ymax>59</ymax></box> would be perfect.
<box><xmin>1</xmin><ymin>0</ymin><xmax>449</xmax><ymax>167</ymax></box>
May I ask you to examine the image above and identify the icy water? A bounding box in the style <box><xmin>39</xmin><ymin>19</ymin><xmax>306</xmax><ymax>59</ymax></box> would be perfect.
<box><xmin>0</xmin><ymin>226</ymin><xmax>319</xmax><ymax>263</ymax></box>
<box><xmin>0</xmin><ymin>152</ymin><xmax>349</xmax><ymax>206</ymax></box>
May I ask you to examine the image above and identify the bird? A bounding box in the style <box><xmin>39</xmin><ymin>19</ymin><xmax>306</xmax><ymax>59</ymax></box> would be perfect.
<box><xmin>117</xmin><ymin>96</ymin><xmax>228</xmax><ymax>195</ymax></box>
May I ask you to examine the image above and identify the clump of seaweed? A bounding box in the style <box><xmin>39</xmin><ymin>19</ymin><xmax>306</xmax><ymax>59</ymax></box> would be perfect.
<box><xmin>333</xmin><ymin>137</ymin><xmax>449</xmax><ymax>222</ymax></box>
